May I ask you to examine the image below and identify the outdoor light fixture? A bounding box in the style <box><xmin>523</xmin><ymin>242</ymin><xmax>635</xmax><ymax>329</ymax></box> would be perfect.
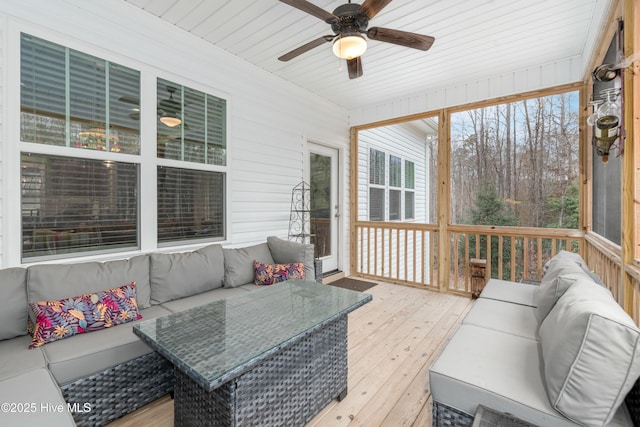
<box><xmin>588</xmin><ymin>88</ymin><xmax>621</xmax><ymax>163</ymax></box>
<box><xmin>159</xmin><ymin>114</ymin><xmax>182</xmax><ymax>128</ymax></box>
<box><xmin>332</xmin><ymin>34</ymin><xmax>367</xmax><ymax>60</ymax></box>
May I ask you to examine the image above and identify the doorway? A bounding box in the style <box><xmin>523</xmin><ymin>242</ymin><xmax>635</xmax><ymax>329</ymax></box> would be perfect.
<box><xmin>309</xmin><ymin>143</ymin><xmax>340</xmax><ymax>273</ymax></box>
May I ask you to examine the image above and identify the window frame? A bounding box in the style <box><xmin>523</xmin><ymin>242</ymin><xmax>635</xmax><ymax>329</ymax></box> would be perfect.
<box><xmin>367</xmin><ymin>148</ymin><xmax>415</xmax><ymax>222</ymax></box>
<box><xmin>8</xmin><ymin>26</ymin><xmax>231</xmax><ymax>265</ymax></box>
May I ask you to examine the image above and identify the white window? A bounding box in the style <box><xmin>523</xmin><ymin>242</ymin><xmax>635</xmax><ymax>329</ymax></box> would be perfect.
<box><xmin>405</xmin><ymin>160</ymin><xmax>415</xmax><ymax>220</ymax></box>
<box><xmin>19</xmin><ymin>33</ymin><xmax>228</xmax><ymax>261</ymax></box>
<box><xmin>369</xmin><ymin>148</ymin><xmax>385</xmax><ymax>221</ymax></box>
<box><xmin>156</xmin><ymin>78</ymin><xmax>226</xmax><ymax>245</ymax></box>
<box><xmin>368</xmin><ymin>149</ymin><xmax>414</xmax><ymax>222</ymax></box>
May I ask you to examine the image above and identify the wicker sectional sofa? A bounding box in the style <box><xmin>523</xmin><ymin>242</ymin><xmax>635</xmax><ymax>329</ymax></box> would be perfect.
<box><xmin>0</xmin><ymin>236</ymin><xmax>317</xmax><ymax>426</ymax></box>
<box><xmin>429</xmin><ymin>251</ymin><xmax>640</xmax><ymax>427</ymax></box>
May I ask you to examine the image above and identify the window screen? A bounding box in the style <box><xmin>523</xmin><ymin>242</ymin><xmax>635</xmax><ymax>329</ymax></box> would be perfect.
<box><xmin>369</xmin><ymin>187</ymin><xmax>385</xmax><ymax>221</ymax></box>
<box><xmin>157</xmin><ymin>166</ymin><xmax>225</xmax><ymax>243</ymax></box>
<box><xmin>389</xmin><ymin>189</ymin><xmax>401</xmax><ymax>221</ymax></box>
<box><xmin>21</xmin><ymin>153</ymin><xmax>138</xmax><ymax>259</ymax></box>
<box><xmin>21</xmin><ymin>33</ymin><xmax>140</xmax><ymax>154</ymax></box>
<box><xmin>157</xmin><ymin>78</ymin><xmax>226</xmax><ymax>165</ymax></box>
<box><xmin>390</xmin><ymin>155</ymin><xmax>401</xmax><ymax>188</ymax></box>
<box><xmin>369</xmin><ymin>148</ymin><xmax>385</xmax><ymax>185</ymax></box>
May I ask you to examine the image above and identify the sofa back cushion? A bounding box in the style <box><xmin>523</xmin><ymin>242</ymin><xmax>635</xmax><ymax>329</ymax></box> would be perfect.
<box><xmin>536</xmin><ymin>251</ymin><xmax>594</xmax><ymax>322</ymax></box>
<box><xmin>27</xmin><ymin>255</ymin><xmax>151</xmax><ymax>308</ymax></box>
<box><xmin>223</xmin><ymin>243</ymin><xmax>274</xmax><ymax>287</ymax></box>
<box><xmin>0</xmin><ymin>267</ymin><xmax>28</xmax><ymax>340</ymax></box>
<box><xmin>539</xmin><ymin>279</ymin><xmax>640</xmax><ymax>426</ymax></box>
<box><xmin>149</xmin><ymin>244</ymin><xmax>224</xmax><ymax>304</ymax></box>
<box><xmin>267</xmin><ymin>236</ymin><xmax>315</xmax><ymax>281</ymax></box>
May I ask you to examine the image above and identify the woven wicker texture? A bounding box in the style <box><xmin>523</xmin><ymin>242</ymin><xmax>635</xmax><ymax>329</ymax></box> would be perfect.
<box><xmin>134</xmin><ymin>280</ymin><xmax>370</xmax><ymax>392</ymax></box>
<box><xmin>472</xmin><ymin>405</ymin><xmax>538</xmax><ymax>427</ymax></box>
<box><xmin>625</xmin><ymin>377</ymin><xmax>640</xmax><ymax>426</ymax></box>
<box><xmin>174</xmin><ymin>317</ymin><xmax>347</xmax><ymax>427</ymax></box>
<box><xmin>61</xmin><ymin>352</ymin><xmax>174</xmax><ymax>426</ymax></box>
<box><xmin>433</xmin><ymin>401</ymin><xmax>474</xmax><ymax>427</ymax></box>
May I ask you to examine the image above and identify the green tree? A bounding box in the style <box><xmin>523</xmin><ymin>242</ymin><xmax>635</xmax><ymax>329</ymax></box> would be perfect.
<box><xmin>465</xmin><ymin>183</ymin><xmax>518</xmax><ymax>279</ymax></box>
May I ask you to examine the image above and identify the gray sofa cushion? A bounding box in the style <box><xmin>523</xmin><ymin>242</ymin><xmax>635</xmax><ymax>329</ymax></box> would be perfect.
<box><xmin>0</xmin><ymin>368</ymin><xmax>76</xmax><ymax>426</ymax></box>
<box><xmin>223</xmin><ymin>243</ymin><xmax>275</xmax><ymax>287</ymax></box>
<box><xmin>479</xmin><ymin>279</ymin><xmax>539</xmax><ymax>307</ymax></box>
<box><xmin>267</xmin><ymin>236</ymin><xmax>315</xmax><ymax>281</ymax></box>
<box><xmin>539</xmin><ymin>279</ymin><xmax>640</xmax><ymax>427</ymax></box>
<box><xmin>429</xmin><ymin>324</ymin><xmax>633</xmax><ymax>427</ymax></box>
<box><xmin>0</xmin><ymin>267</ymin><xmax>28</xmax><ymax>340</ymax></box>
<box><xmin>0</xmin><ymin>335</ymin><xmax>46</xmax><ymax>380</ymax></box>
<box><xmin>536</xmin><ymin>251</ymin><xmax>594</xmax><ymax>322</ymax></box>
<box><xmin>149</xmin><ymin>244</ymin><xmax>225</xmax><ymax>305</ymax></box>
<box><xmin>43</xmin><ymin>305</ymin><xmax>170</xmax><ymax>385</ymax></box>
<box><xmin>463</xmin><ymin>297</ymin><xmax>538</xmax><ymax>340</ymax></box>
<box><xmin>27</xmin><ymin>254</ymin><xmax>151</xmax><ymax>308</ymax></box>
<box><xmin>160</xmin><ymin>286</ymin><xmax>248</xmax><ymax>312</ymax></box>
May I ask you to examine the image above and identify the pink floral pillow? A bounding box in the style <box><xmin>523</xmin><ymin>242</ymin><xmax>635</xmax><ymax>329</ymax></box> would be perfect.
<box><xmin>29</xmin><ymin>282</ymin><xmax>142</xmax><ymax>349</ymax></box>
<box><xmin>253</xmin><ymin>260</ymin><xmax>305</xmax><ymax>286</ymax></box>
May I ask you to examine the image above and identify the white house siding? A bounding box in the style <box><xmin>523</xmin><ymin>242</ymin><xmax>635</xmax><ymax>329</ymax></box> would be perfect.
<box><xmin>357</xmin><ymin>124</ymin><xmax>431</xmax><ymax>284</ymax></box>
<box><xmin>0</xmin><ymin>0</ymin><xmax>350</xmax><ymax>268</ymax></box>
<box><xmin>349</xmin><ymin>56</ymin><xmax>583</xmax><ymax>126</ymax></box>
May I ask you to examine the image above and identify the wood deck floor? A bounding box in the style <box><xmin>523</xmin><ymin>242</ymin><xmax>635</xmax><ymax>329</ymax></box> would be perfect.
<box><xmin>107</xmin><ymin>281</ymin><xmax>473</xmax><ymax>427</ymax></box>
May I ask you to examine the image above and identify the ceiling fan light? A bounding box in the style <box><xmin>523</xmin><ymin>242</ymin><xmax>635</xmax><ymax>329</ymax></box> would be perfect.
<box><xmin>160</xmin><ymin>115</ymin><xmax>182</xmax><ymax>128</ymax></box>
<box><xmin>332</xmin><ymin>34</ymin><xmax>367</xmax><ymax>60</ymax></box>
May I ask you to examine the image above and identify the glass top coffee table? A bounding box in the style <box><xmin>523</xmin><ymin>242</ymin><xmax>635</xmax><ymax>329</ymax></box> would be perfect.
<box><xmin>133</xmin><ymin>279</ymin><xmax>372</xmax><ymax>426</ymax></box>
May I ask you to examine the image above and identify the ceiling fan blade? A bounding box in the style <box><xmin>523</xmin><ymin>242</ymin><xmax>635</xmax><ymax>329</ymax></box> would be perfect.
<box><xmin>279</xmin><ymin>0</ymin><xmax>338</xmax><ymax>23</ymax></box>
<box><xmin>367</xmin><ymin>27</ymin><xmax>435</xmax><ymax>51</ymax></box>
<box><xmin>359</xmin><ymin>0</ymin><xmax>393</xmax><ymax>19</ymax></box>
<box><xmin>278</xmin><ymin>35</ymin><xmax>334</xmax><ymax>61</ymax></box>
<box><xmin>347</xmin><ymin>57</ymin><xmax>363</xmax><ymax>79</ymax></box>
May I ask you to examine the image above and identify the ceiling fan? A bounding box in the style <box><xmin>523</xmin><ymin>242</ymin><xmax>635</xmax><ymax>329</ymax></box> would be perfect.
<box><xmin>277</xmin><ymin>0</ymin><xmax>435</xmax><ymax>79</ymax></box>
<box><xmin>118</xmin><ymin>86</ymin><xmax>184</xmax><ymax>128</ymax></box>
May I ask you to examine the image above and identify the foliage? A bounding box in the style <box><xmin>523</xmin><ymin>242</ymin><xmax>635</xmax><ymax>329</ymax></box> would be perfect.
<box><xmin>464</xmin><ymin>182</ymin><xmax>518</xmax><ymax>279</ymax></box>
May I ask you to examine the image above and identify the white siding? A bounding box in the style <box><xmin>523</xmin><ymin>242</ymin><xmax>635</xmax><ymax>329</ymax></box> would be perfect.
<box><xmin>357</xmin><ymin>124</ymin><xmax>431</xmax><ymax>283</ymax></box>
<box><xmin>0</xmin><ymin>0</ymin><xmax>350</xmax><ymax>268</ymax></box>
<box><xmin>358</xmin><ymin>125</ymin><xmax>428</xmax><ymax>222</ymax></box>
<box><xmin>349</xmin><ymin>56</ymin><xmax>583</xmax><ymax>126</ymax></box>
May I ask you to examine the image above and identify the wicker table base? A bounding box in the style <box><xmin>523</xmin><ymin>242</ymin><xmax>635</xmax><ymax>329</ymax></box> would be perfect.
<box><xmin>174</xmin><ymin>316</ymin><xmax>348</xmax><ymax>427</ymax></box>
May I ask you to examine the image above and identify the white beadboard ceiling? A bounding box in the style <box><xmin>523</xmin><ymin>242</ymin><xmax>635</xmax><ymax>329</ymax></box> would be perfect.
<box><xmin>122</xmin><ymin>0</ymin><xmax>610</xmax><ymax>110</ymax></box>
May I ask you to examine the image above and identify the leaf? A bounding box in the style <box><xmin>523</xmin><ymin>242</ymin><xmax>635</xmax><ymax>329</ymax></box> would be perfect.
<box><xmin>68</xmin><ymin>309</ymin><xmax>85</xmax><ymax>320</ymax></box>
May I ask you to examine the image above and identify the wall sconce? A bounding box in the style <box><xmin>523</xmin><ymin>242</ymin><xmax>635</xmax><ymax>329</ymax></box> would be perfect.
<box><xmin>587</xmin><ymin>88</ymin><xmax>620</xmax><ymax>163</ymax></box>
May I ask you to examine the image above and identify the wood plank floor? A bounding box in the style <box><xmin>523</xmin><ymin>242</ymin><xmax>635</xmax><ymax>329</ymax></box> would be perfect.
<box><xmin>107</xmin><ymin>281</ymin><xmax>473</xmax><ymax>427</ymax></box>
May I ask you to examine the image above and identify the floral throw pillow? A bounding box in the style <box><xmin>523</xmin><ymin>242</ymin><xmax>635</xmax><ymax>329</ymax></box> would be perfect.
<box><xmin>29</xmin><ymin>282</ymin><xmax>142</xmax><ymax>349</ymax></box>
<box><xmin>253</xmin><ymin>260</ymin><xmax>305</xmax><ymax>286</ymax></box>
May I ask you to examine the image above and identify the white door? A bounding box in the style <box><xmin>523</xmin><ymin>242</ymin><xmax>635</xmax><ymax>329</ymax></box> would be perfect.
<box><xmin>309</xmin><ymin>143</ymin><xmax>339</xmax><ymax>273</ymax></box>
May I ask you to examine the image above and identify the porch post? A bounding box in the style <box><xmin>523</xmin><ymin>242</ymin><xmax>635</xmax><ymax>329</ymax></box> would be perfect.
<box><xmin>622</xmin><ymin>0</ymin><xmax>637</xmax><ymax>315</ymax></box>
<box><xmin>437</xmin><ymin>110</ymin><xmax>450</xmax><ymax>292</ymax></box>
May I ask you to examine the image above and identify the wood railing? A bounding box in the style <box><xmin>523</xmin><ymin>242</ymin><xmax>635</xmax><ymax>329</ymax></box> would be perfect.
<box><xmin>448</xmin><ymin>225</ymin><xmax>584</xmax><ymax>294</ymax></box>
<box><xmin>584</xmin><ymin>232</ymin><xmax>640</xmax><ymax>325</ymax></box>
<box><xmin>354</xmin><ymin>221</ymin><xmax>640</xmax><ymax>325</ymax></box>
<box><xmin>354</xmin><ymin>221</ymin><xmax>584</xmax><ymax>295</ymax></box>
<box><xmin>354</xmin><ymin>221</ymin><xmax>439</xmax><ymax>290</ymax></box>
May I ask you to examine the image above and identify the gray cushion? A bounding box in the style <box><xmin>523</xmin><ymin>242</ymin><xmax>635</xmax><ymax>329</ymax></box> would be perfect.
<box><xmin>43</xmin><ymin>305</ymin><xmax>170</xmax><ymax>385</ymax></box>
<box><xmin>0</xmin><ymin>267</ymin><xmax>28</xmax><ymax>340</ymax></box>
<box><xmin>542</xmin><ymin>250</ymin><xmax>584</xmax><ymax>272</ymax></box>
<box><xmin>463</xmin><ymin>298</ymin><xmax>539</xmax><ymax>340</ymax></box>
<box><xmin>160</xmin><ymin>286</ymin><xmax>247</xmax><ymax>312</ymax></box>
<box><xmin>149</xmin><ymin>244</ymin><xmax>225</xmax><ymax>304</ymax></box>
<box><xmin>267</xmin><ymin>236</ymin><xmax>315</xmax><ymax>281</ymax></box>
<box><xmin>0</xmin><ymin>335</ymin><xmax>46</xmax><ymax>380</ymax></box>
<box><xmin>223</xmin><ymin>243</ymin><xmax>274</xmax><ymax>287</ymax></box>
<box><xmin>27</xmin><ymin>255</ymin><xmax>151</xmax><ymax>308</ymax></box>
<box><xmin>0</xmin><ymin>369</ymin><xmax>76</xmax><ymax>426</ymax></box>
<box><xmin>536</xmin><ymin>261</ymin><xmax>592</xmax><ymax>323</ymax></box>
<box><xmin>539</xmin><ymin>279</ymin><xmax>640</xmax><ymax>426</ymax></box>
<box><xmin>479</xmin><ymin>279</ymin><xmax>539</xmax><ymax>307</ymax></box>
<box><xmin>429</xmin><ymin>324</ymin><xmax>634</xmax><ymax>427</ymax></box>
